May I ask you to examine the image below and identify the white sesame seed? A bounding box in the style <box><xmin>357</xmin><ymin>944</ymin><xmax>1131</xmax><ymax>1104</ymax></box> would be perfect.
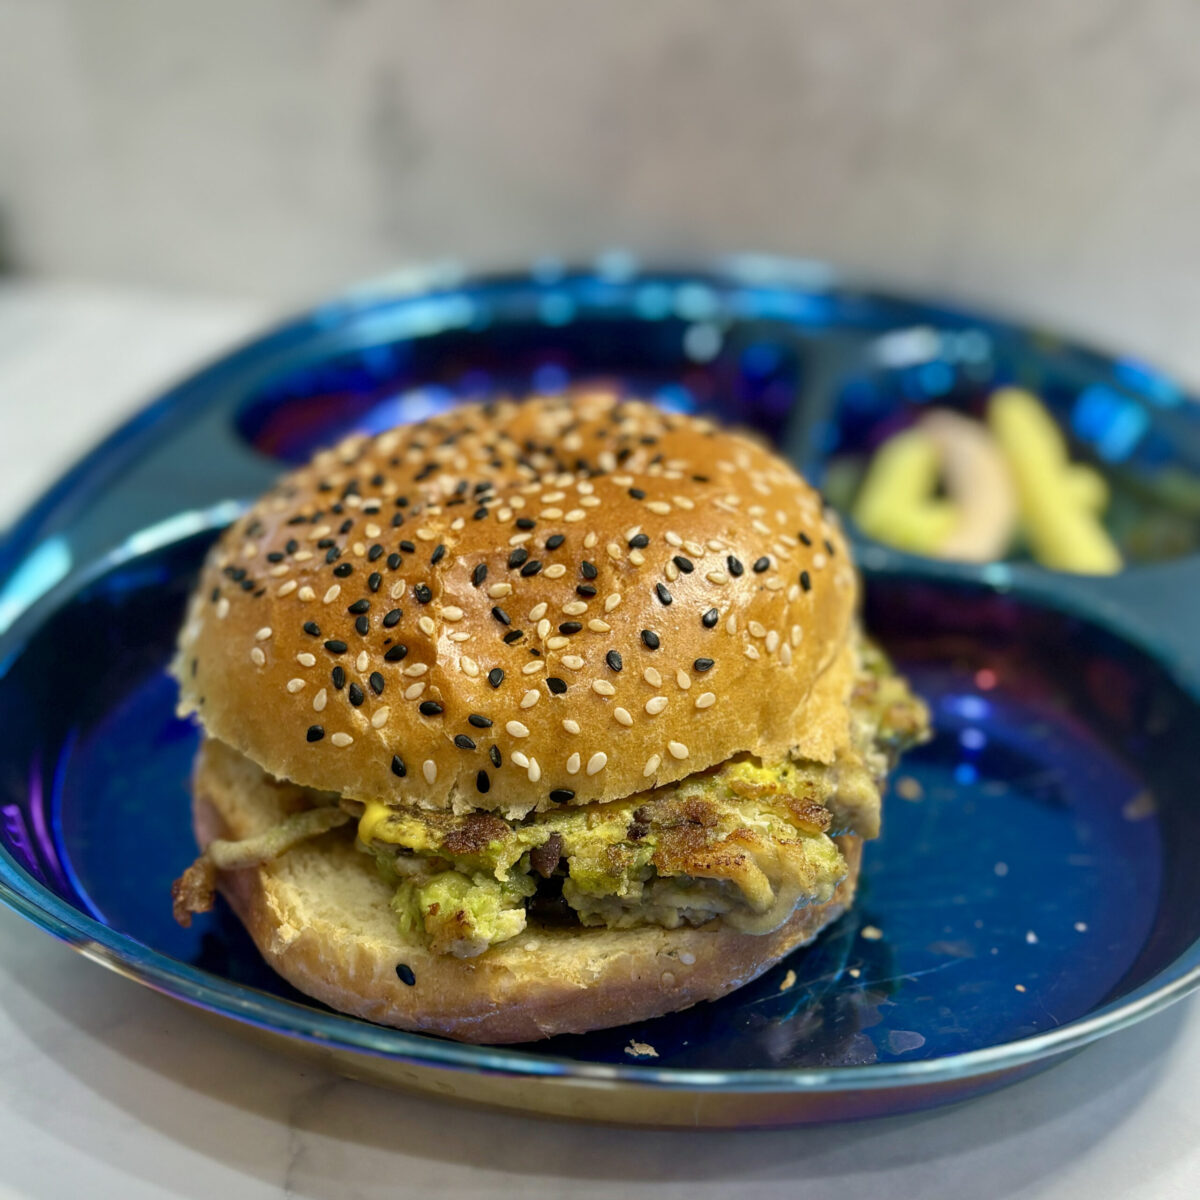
<box><xmin>355</xmin><ymin>651</ymin><xmax>369</xmax><ymax>673</ymax></box>
<box><xmin>529</xmin><ymin>602</ymin><xmax>548</xmax><ymax>621</ymax></box>
<box><xmin>521</xmin><ymin>689</ymin><xmax>540</xmax><ymax>709</ymax></box>
<box><xmin>668</xmin><ymin>741</ymin><xmax>689</xmax><ymax>760</ymax></box>
<box><xmin>579</xmin><ymin>496</ymin><xmax>600</xmax><ymax>508</ymax></box>
<box><xmin>352</xmin><ymin>542</ymin><xmax>366</xmax><ymax>558</ymax></box>
<box><xmin>312</xmin><ymin>688</ymin><xmax>327</xmax><ymax>712</ymax></box>
<box><xmin>250</xmin><ymin>647</ymin><xmax>266</xmax><ymax>666</ymax></box>
<box><xmin>460</xmin><ymin>656</ymin><xmax>479</xmax><ymax>677</ymax></box>
<box><xmin>507</xmin><ymin>720</ymin><xmax>530</xmax><ymax>738</ymax></box>
<box><xmin>780</xmin><ymin>642</ymin><xmax>793</xmax><ymax>666</ymax></box>
<box><xmin>630</xmin><ymin>549</ymin><xmax>646</xmax><ymax>567</ymax></box>
<box><xmin>242</xmin><ymin>541</ymin><xmax>257</xmax><ymax>559</ymax></box>
<box><xmin>537</xmin><ymin>618</ymin><xmax>551</xmax><ymax>638</ymax></box>
<box><xmin>726</xmin><ymin>615</ymin><xmax>738</xmax><ymax>634</ymax></box>
<box><xmin>546</xmin><ymin>636</ymin><xmax>569</xmax><ymax>650</ymax></box>
<box><xmin>606</xmin><ymin>542</ymin><xmax>622</xmax><ymax>560</ymax></box>
<box><xmin>646</xmin><ymin>501</ymin><xmax>671</xmax><ymax>515</ymax></box>
<box><xmin>614</xmin><ymin>706</ymin><xmax>634</xmax><ymax>727</ymax></box>
<box><xmin>216</xmin><ymin>597</ymin><xmax>230</xmax><ymax>619</ymax></box>
<box><xmin>372</xmin><ymin>707</ymin><xmax>390</xmax><ymax>728</ymax></box>
<box><xmin>308</xmin><ymin>525</ymin><xmax>331</xmax><ymax>540</ymax></box>
<box><xmin>643</xmin><ymin>754</ymin><xmax>661</xmax><ymax>777</ymax></box>
<box><xmin>562</xmin><ymin>655</ymin><xmax>584</xmax><ymax>671</ymax></box>
<box><xmin>766</xmin><ymin>630</ymin><xmax>780</xmax><ymax>653</ymax></box>
<box><xmin>415</xmin><ymin>528</ymin><xmax>436</xmax><ymax>542</ymax></box>
<box><xmin>813</xmin><ymin>552</ymin><xmax>827</xmax><ymax>570</ymax></box>
<box><xmin>562</xmin><ymin>600</ymin><xmax>588</xmax><ymax>616</ymax></box>
<box><xmin>586</xmin><ymin>751</ymin><xmax>608</xmax><ymax>775</ymax></box>
<box><xmin>278</xmin><ymin>580</ymin><xmax>298</xmax><ymax>597</ymax></box>
<box><xmin>664</xmin><ymin>560</ymin><xmax>679</xmax><ymax>581</ymax></box>
<box><xmin>418</xmin><ymin>616</ymin><xmax>435</xmax><ymax>636</ymax></box>
<box><xmin>665</xmin><ymin>531</ymin><xmax>683</xmax><ymax>548</ymax></box>
<box><xmin>791</xmin><ymin>624</ymin><xmax>803</xmax><ymax>646</ymax></box>
<box><xmin>643</xmin><ymin>667</ymin><xmax>662</xmax><ymax>687</ymax></box>
<box><xmin>296</xmin><ymin>652</ymin><xmax>316</xmax><ymax>667</ymax></box>
<box><xmin>287</xmin><ymin>678</ymin><xmax>306</xmax><ymax>693</ymax></box>
<box><xmin>450</xmin><ymin>631</ymin><xmax>470</xmax><ymax>642</ymax></box>
<box><xmin>269</xmin><ymin>564</ymin><xmax>289</xmax><ymax>577</ymax></box>
<box><xmin>522</xmin><ymin>660</ymin><xmax>545</xmax><ymax>675</ymax></box>
<box><xmin>605</xmin><ymin>593</ymin><xmax>621</xmax><ymax>612</ymax></box>
<box><xmin>543</xmin><ymin>564</ymin><xmax>567</xmax><ymax>578</ymax></box>
<box><xmin>511</xmin><ymin>750</ymin><xmax>530</xmax><ymax>769</ymax></box>
<box><xmin>695</xmin><ymin>692</ymin><xmax>716</xmax><ymax>709</ymax></box>
<box><xmin>749</xmin><ymin>621</ymin><xmax>767</xmax><ymax>639</ymax></box>
<box><xmin>488</xmin><ymin>582</ymin><xmax>513</xmax><ymax>598</ymax></box>
<box><xmin>293</xmin><ymin>550</ymin><xmax>313</xmax><ymax>563</ymax></box>
<box><xmin>584</xmin><ymin>532</ymin><xmax>598</xmax><ymax>549</ymax></box>
<box><xmin>297</xmin><ymin>586</ymin><xmax>316</xmax><ymax>602</ymax></box>
<box><xmin>509</xmin><ymin>532</ymin><xmax>532</xmax><ymax>546</ymax></box>
<box><xmin>422</xmin><ymin>759</ymin><xmax>437</xmax><ymax>783</ymax></box>
<box><xmin>497</xmin><ymin>507</ymin><xmax>512</xmax><ymax>522</ymax></box>
<box><xmin>365</xmin><ymin>523</ymin><xmax>381</xmax><ymax>538</ymax></box>
<box><xmin>389</xmin><ymin>581</ymin><xmax>405</xmax><ymax>599</ymax></box>
<box><xmin>745</xmin><ymin>645</ymin><xmax>761</xmax><ymax>660</ymax></box>
<box><xmin>566</xmin><ymin>752</ymin><xmax>581</xmax><ymax>774</ymax></box>
<box><xmin>403</xmin><ymin>663</ymin><xmax>428</xmax><ymax>677</ymax></box>
<box><xmin>673</xmin><ymin>496</ymin><xmax>695</xmax><ymax>511</ymax></box>
<box><xmin>404</xmin><ymin>682</ymin><xmax>426</xmax><ymax>700</ymax></box>
<box><xmin>322</xmin><ymin>585</ymin><xmax>341</xmax><ymax>604</ymax></box>
<box><xmin>540</xmin><ymin>507</ymin><xmax>563</xmax><ymax>520</ymax></box>
<box><xmin>707</xmin><ymin>538</ymin><xmax>725</xmax><ymax>551</ymax></box>
<box><xmin>442</xmin><ymin>606</ymin><xmax>464</xmax><ymax>621</ymax></box>
<box><xmin>542</xmin><ymin>491</ymin><xmax>565</xmax><ymax>503</ymax></box>
<box><xmin>685</xmin><ymin>541</ymin><xmax>705</xmax><ymax>556</ymax></box>
<box><xmin>592</xmin><ymin>680</ymin><xmax>616</xmax><ymax>697</ymax></box>
<box><xmin>787</xmin><ymin>583</ymin><xmax>800</xmax><ymax>601</ymax></box>
<box><xmin>645</xmin><ymin>695</ymin><xmax>668</xmax><ymax>715</ymax></box>
<box><xmin>564</xmin><ymin>509</ymin><xmax>585</xmax><ymax>523</ymax></box>
<box><xmin>563</xmin><ymin>719</ymin><xmax>581</xmax><ymax>735</ymax></box>
<box><xmin>527</xmin><ymin>757</ymin><xmax>542</xmax><ymax>783</ymax></box>
<box><xmin>765</xmin><ymin>578</ymin><xmax>784</xmax><ymax>591</ymax></box>
<box><xmin>706</xmin><ymin>571</ymin><xmax>729</xmax><ymax>585</ymax></box>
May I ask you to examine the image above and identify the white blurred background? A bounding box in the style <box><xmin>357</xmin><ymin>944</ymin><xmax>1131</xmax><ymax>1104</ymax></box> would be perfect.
<box><xmin>3</xmin><ymin>0</ymin><xmax>1200</xmax><ymax>379</ymax></box>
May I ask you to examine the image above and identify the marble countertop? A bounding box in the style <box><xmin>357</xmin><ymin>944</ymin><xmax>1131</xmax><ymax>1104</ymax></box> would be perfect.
<box><xmin>0</xmin><ymin>283</ymin><xmax>1197</xmax><ymax>1200</ymax></box>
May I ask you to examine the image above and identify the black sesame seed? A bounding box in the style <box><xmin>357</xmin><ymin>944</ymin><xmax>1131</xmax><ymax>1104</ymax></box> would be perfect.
<box><xmin>354</xmin><ymin>615</ymin><xmax>369</xmax><ymax>635</ymax></box>
<box><xmin>348</xmin><ymin>599</ymin><xmax>370</xmax><ymax>614</ymax></box>
<box><xmin>348</xmin><ymin>682</ymin><xmax>365</xmax><ymax>707</ymax></box>
<box><xmin>331</xmin><ymin>666</ymin><xmax>346</xmax><ymax>689</ymax></box>
<box><xmin>694</xmin><ymin>657</ymin><xmax>714</xmax><ymax>672</ymax></box>
<box><xmin>753</xmin><ymin>556</ymin><xmax>770</xmax><ymax>574</ymax></box>
<box><xmin>391</xmin><ymin>754</ymin><xmax>406</xmax><ymax>777</ymax></box>
<box><xmin>473</xmin><ymin>507</ymin><xmax>489</xmax><ymax>520</ymax></box>
<box><xmin>581</xmin><ymin>561</ymin><xmax>598</xmax><ymax>580</ymax></box>
<box><xmin>546</xmin><ymin>676</ymin><xmax>567</xmax><ymax>695</ymax></box>
<box><xmin>399</xmin><ymin>540</ymin><xmax>416</xmax><ymax>553</ymax></box>
<box><xmin>476</xmin><ymin>770</ymin><xmax>491</xmax><ymax>794</ymax></box>
<box><xmin>306</xmin><ymin>725</ymin><xmax>325</xmax><ymax>742</ymax></box>
<box><xmin>606</xmin><ymin>650</ymin><xmax>623</xmax><ymax>672</ymax></box>
<box><xmin>800</xmin><ymin>570</ymin><xmax>812</xmax><ymax>592</ymax></box>
<box><xmin>628</xmin><ymin>487</ymin><xmax>646</xmax><ymax>500</ymax></box>
<box><xmin>576</xmin><ymin>584</ymin><xmax>597</xmax><ymax>598</ymax></box>
<box><xmin>558</xmin><ymin>621</ymin><xmax>583</xmax><ymax>635</ymax></box>
<box><xmin>368</xmin><ymin>543</ymin><xmax>384</xmax><ymax>562</ymax></box>
<box><xmin>824</xmin><ymin>537</ymin><xmax>836</xmax><ymax>556</ymax></box>
<box><xmin>702</xmin><ymin>608</ymin><xmax>719</xmax><ymax>628</ymax></box>
<box><xmin>468</xmin><ymin>713</ymin><xmax>493</xmax><ymax>728</ymax></box>
<box><xmin>386</xmin><ymin>552</ymin><xmax>403</xmax><ymax>571</ymax></box>
<box><xmin>520</xmin><ymin>560</ymin><xmax>542</xmax><ymax>577</ymax></box>
<box><xmin>430</xmin><ymin>543</ymin><xmax>446</xmax><ymax>565</ymax></box>
<box><xmin>655</xmin><ymin>583</ymin><xmax>673</xmax><ymax>606</ymax></box>
<box><xmin>369</xmin><ymin>672</ymin><xmax>385</xmax><ymax>695</ymax></box>
<box><xmin>324</xmin><ymin>546</ymin><xmax>340</xmax><ymax>564</ymax></box>
<box><xmin>383</xmin><ymin>608</ymin><xmax>403</xmax><ymax>628</ymax></box>
<box><xmin>488</xmin><ymin>668</ymin><xmax>504</xmax><ymax>688</ymax></box>
<box><xmin>629</xmin><ymin>533</ymin><xmax>650</xmax><ymax>549</ymax></box>
<box><xmin>240</xmin><ymin>579</ymin><xmax>255</xmax><ymax>592</ymax></box>
<box><xmin>414</xmin><ymin>584</ymin><xmax>432</xmax><ymax>604</ymax></box>
<box><xmin>515</xmin><ymin>517</ymin><xmax>536</xmax><ymax>530</ymax></box>
<box><xmin>383</xmin><ymin>643</ymin><xmax>408</xmax><ymax>662</ymax></box>
<box><xmin>545</xmin><ymin>534</ymin><xmax>565</xmax><ymax>550</ymax></box>
<box><xmin>549</xmin><ymin>789</ymin><xmax>575</xmax><ymax>804</ymax></box>
<box><xmin>508</xmin><ymin>547</ymin><xmax>529</xmax><ymax>569</ymax></box>
<box><xmin>490</xmin><ymin>746</ymin><xmax>503</xmax><ymax>771</ymax></box>
<box><xmin>491</xmin><ymin>606</ymin><xmax>511</xmax><ymax>626</ymax></box>
<box><xmin>267</xmin><ymin>551</ymin><xmax>284</xmax><ymax>563</ymax></box>
<box><xmin>210</xmin><ymin>586</ymin><xmax>221</xmax><ymax>603</ymax></box>
<box><xmin>368</xmin><ymin>572</ymin><xmax>382</xmax><ymax>592</ymax></box>
<box><xmin>503</xmin><ymin>629</ymin><xmax>524</xmax><ymax>644</ymax></box>
<box><xmin>303</xmin><ymin>621</ymin><xmax>322</xmax><ymax>638</ymax></box>
<box><xmin>285</xmin><ymin>539</ymin><xmax>299</xmax><ymax>555</ymax></box>
<box><xmin>395</xmin><ymin>963</ymin><xmax>416</xmax><ymax>986</ymax></box>
<box><xmin>472</xmin><ymin>563</ymin><xmax>488</xmax><ymax>588</ymax></box>
<box><xmin>418</xmin><ymin>701</ymin><xmax>444</xmax><ymax>717</ymax></box>
<box><xmin>454</xmin><ymin>734</ymin><xmax>476</xmax><ymax>750</ymax></box>
<box><xmin>324</xmin><ymin>639</ymin><xmax>348</xmax><ymax>654</ymax></box>
<box><xmin>673</xmin><ymin>555</ymin><xmax>694</xmax><ymax>573</ymax></box>
<box><xmin>727</xmin><ymin>555</ymin><xmax>744</xmax><ymax>577</ymax></box>
<box><xmin>798</xmin><ymin>531</ymin><xmax>812</xmax><ymax>546</ymax></box>
<box><xmin>641</xmin><ymin>629</ymin><xmax>660</xmax><ymax>650</ymax></box>
<box><xmin>333</xmin><ymin>563</ymin><xmax>353</xmax><ymax>577</ymax></box>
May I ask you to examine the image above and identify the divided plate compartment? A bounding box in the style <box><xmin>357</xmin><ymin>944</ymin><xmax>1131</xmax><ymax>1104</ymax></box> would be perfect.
<box><xmin>2</xmin><ymin>258</ymin><xmax>1200</xmax><ymax>1127</ymax></box>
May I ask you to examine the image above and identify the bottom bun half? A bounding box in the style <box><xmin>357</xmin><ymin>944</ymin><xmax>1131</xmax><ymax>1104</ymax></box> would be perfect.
<box><xmin>194</xmin><ymin>738</ymin><xmax>863</xmax><ymax>1044</ymax></box>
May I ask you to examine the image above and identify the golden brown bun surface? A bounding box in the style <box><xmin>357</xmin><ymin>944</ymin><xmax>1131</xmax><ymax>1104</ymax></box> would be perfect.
<box><xmin>175</xmin><ymin>394</ymin><xmax>858</xmax><ymax>814</ymax></box>
<box><xmin>195</xmin><ymin>737</ymin><xmax>861</xmax><ymax>1043</ymax></box>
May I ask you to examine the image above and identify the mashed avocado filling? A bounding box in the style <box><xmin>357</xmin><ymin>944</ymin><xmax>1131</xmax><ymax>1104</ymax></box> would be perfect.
<box><xmin>347</xmin><ymin>642</ymin><xmax>928</xmax><ymax>958</ymax></box>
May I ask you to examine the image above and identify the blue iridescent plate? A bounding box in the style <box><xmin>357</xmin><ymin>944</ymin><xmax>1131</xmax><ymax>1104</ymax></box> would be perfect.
<box><xmin>2</xmin><ymin>257</ymin><xmax>1200</xmax><ymax>1127</ymax></box>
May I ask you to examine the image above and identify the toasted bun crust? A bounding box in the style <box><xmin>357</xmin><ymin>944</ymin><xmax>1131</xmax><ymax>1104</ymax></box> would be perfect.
<box><xmin>175</xmin><ymin>393</ymin><xmax>858</xmax><ymax>815</ymax></box>
<box><xmin>195</xmin><ymin>737</ymin><xmax>861</xmax><ymax>1043</ymax></box>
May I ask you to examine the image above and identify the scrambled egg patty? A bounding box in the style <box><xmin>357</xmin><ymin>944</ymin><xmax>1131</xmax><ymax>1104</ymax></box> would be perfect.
<box><xmin>345</xmin><ymin>640</ymin><xmax>928</xmax><ymax>957</ymax></box>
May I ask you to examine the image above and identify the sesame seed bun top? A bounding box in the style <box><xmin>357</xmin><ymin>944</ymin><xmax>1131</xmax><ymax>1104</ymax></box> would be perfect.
<box><xmin>174</xmin><ymin>391</ymin><xmax>859</xmax><ymax>815</ymax></box>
